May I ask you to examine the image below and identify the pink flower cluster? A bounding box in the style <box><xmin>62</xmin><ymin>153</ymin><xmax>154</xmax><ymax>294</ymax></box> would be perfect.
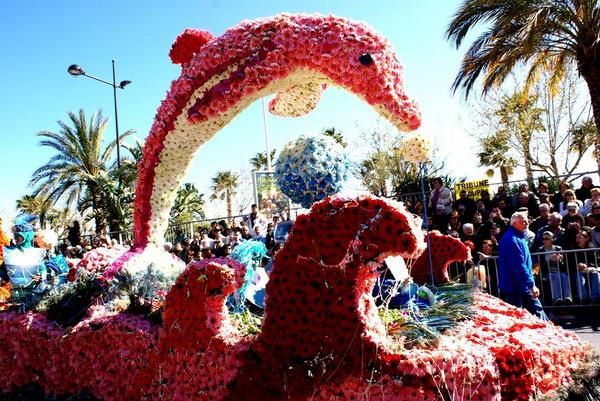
<box><xmin>133</xmin><ymin>13</ymin><xmax>422</xmax><ymax>247</ymax></box>
<box><xmin>181</xmin><ymin>14</ymin><xmax>421</xmax><ymax>128</ymax></box>
<box><xmin>453</xmin><ymin>292</ymin><xmax>591</xmax><ymax>400</ymax></box>
<box><xmin>0</xmin><ymin>310</ymin><xmax>158</xmax><ymax>401</ymax></box>
<box><xmin>76</xmin><ymin>247</ymin><xmax>127</xmax><ymax>276</ymax></box>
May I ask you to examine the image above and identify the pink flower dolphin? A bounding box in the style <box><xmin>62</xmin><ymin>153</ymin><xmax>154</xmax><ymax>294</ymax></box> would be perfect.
<box><xmin>114</xmin><ymin>13</ymin><xmax>421</xmax><ymax>271</ymax></box>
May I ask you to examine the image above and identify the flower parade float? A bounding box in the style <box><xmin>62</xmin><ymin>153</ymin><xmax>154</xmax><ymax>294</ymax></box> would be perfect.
<box><xmin>1</xmin><ymin>13</ymin><xmax>599</xmax><ymax>401</ymax></box>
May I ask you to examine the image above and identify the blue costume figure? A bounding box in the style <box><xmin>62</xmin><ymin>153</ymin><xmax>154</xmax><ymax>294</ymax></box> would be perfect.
<box><xmin>37</xmin><ymin>228</ymin><xmax>70</xmax><ymax>286</ymax></box>
<box><xmin>0</xmin><ymin>215</ymin><xmax>48</xmax><ymax>309</ymax></box>
<box><xmin>228</xmin><ymin>240</ymin><xmax>268</xmax><ymax>312</ymax></box>
<box><xmin>498</xmin><ymin>212</ymin><xmax>547</xmax><ymax>320</ymax></box>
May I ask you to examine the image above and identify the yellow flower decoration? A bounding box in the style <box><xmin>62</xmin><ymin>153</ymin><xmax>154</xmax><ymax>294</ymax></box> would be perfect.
<box><xmin>400</xmin><ymin>133</ymin><xmax>432</xmax><ymax>164</ymax></box>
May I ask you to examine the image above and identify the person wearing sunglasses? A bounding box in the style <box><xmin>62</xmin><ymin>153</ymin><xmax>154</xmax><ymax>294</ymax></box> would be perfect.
<box><xmin>561</xmin><ymin>202</ymin><xmax>585</xmax><ymax>232</ymax></box>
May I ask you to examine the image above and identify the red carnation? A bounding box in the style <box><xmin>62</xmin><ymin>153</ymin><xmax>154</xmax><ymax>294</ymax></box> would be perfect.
<box><xmin>169</xmin><ymin>28</ymin><xmax>214</xmax><ymax>65</ymax></box>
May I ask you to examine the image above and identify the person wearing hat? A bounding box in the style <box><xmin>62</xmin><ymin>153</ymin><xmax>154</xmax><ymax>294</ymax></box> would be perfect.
<box><xmin>0</xmin><ymin>215</ymin><xmax>48</xmax><ymax>309</ymax></box>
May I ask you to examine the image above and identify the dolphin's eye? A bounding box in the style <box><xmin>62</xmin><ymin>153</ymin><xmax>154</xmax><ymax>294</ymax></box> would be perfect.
<box><xmin>358</xmin><ymin>53</ymin><xmax>373</xmax><ymax>66</ymax></box>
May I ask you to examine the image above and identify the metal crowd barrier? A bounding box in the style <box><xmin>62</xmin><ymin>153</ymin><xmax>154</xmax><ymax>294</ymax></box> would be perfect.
<box><xmin>448</xmin><ymin>247</ymin><xmax>600</xmax><ymax>308</ymax></box>
<box><xmin>67</xmin><ymin>207</ymin><xmax>308</xmax><ymax>247</ymax></box>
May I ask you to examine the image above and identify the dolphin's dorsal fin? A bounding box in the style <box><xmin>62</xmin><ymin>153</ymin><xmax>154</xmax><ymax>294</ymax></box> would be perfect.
<box><xmin>169</xmin><ymin>28</ymin><xmax>214</xmax><ymax>65</ymax></box>
<box><xmin>269</xmin><ymin>82</ymin><xmax>327</xmax><ymax>117</ymax></box>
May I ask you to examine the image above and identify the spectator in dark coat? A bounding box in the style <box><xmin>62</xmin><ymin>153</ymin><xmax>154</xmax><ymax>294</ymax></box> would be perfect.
<box><xmin>575</xmin><ymin>176</ymin><xmax>596</xmax><ymax>203</ymax></box>
<box><xmin>453</xmin><ymin>190</ymin><xmax>477</xmax><ymax>222</ymax></box>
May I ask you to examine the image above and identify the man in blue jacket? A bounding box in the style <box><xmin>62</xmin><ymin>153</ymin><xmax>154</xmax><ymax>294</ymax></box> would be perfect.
<box><xmin>498</xmin><ymin>211</ymin><xmax>547</xmax><ymax>320</ymax></box>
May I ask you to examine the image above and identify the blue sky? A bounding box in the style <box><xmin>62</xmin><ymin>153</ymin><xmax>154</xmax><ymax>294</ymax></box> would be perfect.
<box><xmin>0</xmin><ymin>0</ymin><xmax>565</xmax><ymax>223</ymax></box>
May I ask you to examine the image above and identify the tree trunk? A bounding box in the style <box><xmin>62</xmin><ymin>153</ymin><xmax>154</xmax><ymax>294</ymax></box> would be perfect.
<box><xmin>524</xmin><ymin>156</ymin><xmax>533</xmax><ymax>183</ymax></box>
<box><xmin>500</xmin><ymin>166</ymin><xmax>510</xmax><ymax>188</ymax></box>
<box><xmin>88</xmin><ymin>181</ymin><xmax>106</xmax><ymax>235</ymax></box>
<box><xmin>579</xmin><ymin>60</ymin><xmax>600</xmax><ymax>180</ymax></box>
<box><xmin>226</xmin><ymin>191</ymin><xmax>232</xmax><ymax>225</ymax></box>
<box><xmin>109</xmin><ymin>219</ymin><xmax>121</xmax><ymax>239</ymax></box>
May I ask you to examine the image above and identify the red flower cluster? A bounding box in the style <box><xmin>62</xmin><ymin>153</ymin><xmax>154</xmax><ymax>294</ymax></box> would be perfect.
<box><xmin>0</xmin><ymin>309</ymin><xmax>158</xmax><ymax>400</ymax></box>
<box><xmin>157</xmin><ymin>258</ymin><xmax>250</xmax><ymax>401</ymax></box>
<box><xmin>225</xmin><ymin>195</ymin><xmax>426</xmax><ymax>400</ymax></box>
<box><xmin>169</xmin><ymin>28</ymin><xmax>214</xmax><ymax>65</ymax></box>
<box><xmin>452</xmin><ymin>292</ymin><xmax>590</xmax><ymax>400</ymax></box>
<box><xmin>409</xmin><ymin>230</ymin><xmax>471</xmax><ymax>285</ymax></box>
<box><xmin>0</xmin><ymin>196</ymin><xmax>596</xmax><ymax>401</ymax></box>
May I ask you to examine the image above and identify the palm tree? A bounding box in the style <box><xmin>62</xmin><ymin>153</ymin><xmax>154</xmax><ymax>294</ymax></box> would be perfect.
<box><xmin>115</xmin><ymin>139</ymin><xmax>144</xmax><ymax>189</ymax></box>
<box><xmin>210</xmin><ymin>171</ymin><xmax>239</xmax><ymax>222</ymax></box>
<box><xmin>16</xmin><ymin>194</ymin><xmax>75</xmax><ymax>234</ymax></box>
<box><xmin>78</xmin><ymin>171</ymin><xmax>133</xmax><ymax>235</ymax></box>
<box><xmin>447</xmin><ymin>0</ymin><xmax>600</xmax><ymax>171</ymax></box>
<box><xmin>16</xmin><ymin>194</ymin><xmax>53</xmax><ymax>227</ymax></box>
<box><xmin>477</xmin><ymin>132</ymin><xmax>517</xmax><ymax>188</ymax></box>
<box><xmin>45</xmin><ymin>207</ymin><xmax>76</xmax><ymax>238</ymax></box>
<box><xmin>30</xmin><ymin>109</ymin><xmax>133</xmax><ymax>234</ymax></box>
<box><xmin>170</xmin><ymin>183</ymin><xmax>206</xmax><ymax>224</ymax></box>
<box><xmin>249</xmin><ymin>150</ymin><xmax>277</xmax><ymax>171</ymax></box>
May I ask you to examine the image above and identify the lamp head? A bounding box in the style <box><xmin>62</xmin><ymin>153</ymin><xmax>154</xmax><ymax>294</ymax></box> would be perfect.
<box><xmin>119</xmin><ymin>80</ymin><xmax>132</xmax><ymax>89</ymax></box>
<box><xmin>67</xmin><ymin>64</ymin><xmax>85</xmax><ymax>76</ymax></box>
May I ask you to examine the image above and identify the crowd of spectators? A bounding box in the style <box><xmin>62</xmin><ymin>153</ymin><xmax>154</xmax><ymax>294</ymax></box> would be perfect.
<box><xmin>164</xmin><ymin>204</ymin><xmax>287</xmax><ymax>264</ymax></box>
<box><xmin>419</xmin><ymin>176</ymin><xmax>600</xmax><ymax>255</ymax></box>
<box><xmin>0</xmin><ymin>203</ymin><xmax>289</xmax><ymax>310</ymax></box>
<box><xmin>415</xmin><ymin>176</ymin><xmax>600</xmax><ymax>306</ymax></box>
<box><xmin>54</xmin><ymin>204</ymin><xmax>290</xmax><ymax>265</ymax></box>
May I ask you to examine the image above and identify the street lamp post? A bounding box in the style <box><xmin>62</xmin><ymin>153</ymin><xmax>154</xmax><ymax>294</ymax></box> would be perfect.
<box><xmin>67</xmin><ymin>61</ymin><xmax>132</xmax><ymax>168</ymax></box>
<box><xmin>261</xmin><ymin>97</ymin><xmax>272</xmax><ymax>171</ymax></box>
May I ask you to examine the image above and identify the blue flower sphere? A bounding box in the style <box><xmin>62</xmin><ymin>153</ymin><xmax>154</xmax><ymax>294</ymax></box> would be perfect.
<box><xmin>275</xmin><ymin>135</ymin><xmax>349</xmax><ymax>208</ymax></box>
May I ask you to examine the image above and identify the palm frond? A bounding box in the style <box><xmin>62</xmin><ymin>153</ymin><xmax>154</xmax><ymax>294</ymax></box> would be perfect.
<box><xmin>447</xmin><ymin>0</ymin><xmax>592</xmax><ymax>98</ymax></box>
<box><xmin>380</xmin><ymin>282</ymin><xmax>475</xmax><ymax>348</ymax></box>
<box><xmin>31</xmin><ymin>109</ymin><xmax>136</xmax><ymax>234</ymax></box>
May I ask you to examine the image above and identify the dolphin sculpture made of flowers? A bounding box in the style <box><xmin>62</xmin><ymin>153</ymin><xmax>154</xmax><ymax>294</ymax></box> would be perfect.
<box><xmin>107</xmin><ymin>13</ymin><xmax>421</xmax><ymax>277</ymax></box>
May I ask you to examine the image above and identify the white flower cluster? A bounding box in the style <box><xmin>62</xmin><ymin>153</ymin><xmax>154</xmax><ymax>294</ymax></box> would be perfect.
<box><xmin>399</xmin><ymin>133</ymin><xmax>431</xmax><ymax>164</ymax></box>
<box><xmin>108</xmin><ymin>246</ymin><xmax>186</xmax><ymax>311</ymax></box>
<box><xmin>269</xmin><ymin>80</ymin><xmax>328</xmax><ymax>117</ymax></box>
